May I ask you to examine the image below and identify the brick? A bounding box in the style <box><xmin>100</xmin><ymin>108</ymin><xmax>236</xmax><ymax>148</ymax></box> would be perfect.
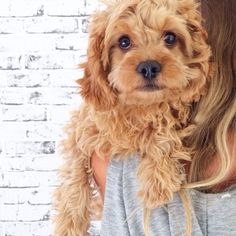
<box><xmin>0</xmin><ymin>34</ymin><xmax>56</xmax><ymax>53</ymax></box>
<box><xmin>0</xmin><ymin>187</ymin><xmax>55</xmax><ymax>205</ymax></box>
<box><xmin>2</xmin><ymin>105</ymin><xmax>47</xmax><ymax>121</ymax></box>
<box><xmin>17</xmin><ymin>205</ymin><xmax>51</xmax><ymax>221</ymax></box>
<box><xmin>0</xmin><ymin>122</ymin><xmax>28</xmax><ymax>141</ymax></box>
<box><xmin>0</xmin><ymin>172</ymin><xmax>40</xmax><ymax>188</ymax></box>
<box><xmin>0</xmin><ymin>122</ymin><xmax>63</xmax><ymax>141</ymax></box>
<box><xmin>34</xmin><ymin>171</ymin><xmax>58</xmax><ymax>187</ymax></box>
<box><xmin>0</xmin><ymin>1</ymin><xmax>44</xmax><ymax>18</ymax></box>
<box><xmin>0</xmin><ymin>171</ymin><xmax>57</xmax><ymax>188</ymax></box>
<box><xmin>0</xmin><ymin>87</ymin><xmax>80</xmax><ymax>106</ymax></box>
<box><xmin>25</xmin><ymin>52</ymin><xmax>83</xmax><ymax>70</ymax></box>
<box><xmin>4</xmin><ymin>222</ymin><xmax>31</xmax><ymax>235</ymax></box>
<box><xmin>0</xmin><ymin>35</ymin><xmax>25</xmax><ymax>52</ymax></box>
<box><xmin>4</xmin><ymin>71</ymin><xmax>50</xmax><ymax>87</ymax></box>
<box><xmin>25</xmin><ymin>17</ymin><xmax>79</xmax><ymax>34</ymax></box>
<box><xmin>24</xmin><ymin>122</ymin><xmax>63</xmax><ymax>141</ymax></box>
<box><xmin>24</xmin><ymin>87</ymin><xmax>81</xmax><ymax>105</ymax></box>
<box><xmin>28</xmin><ymin>187</ymin><xmax>54</xmax><ymax>205</ymax></box>
<box><xmin>45</xmin><ymin>0</ymin><xmax>85</xmax><ymax>16</ymax></box>
<box><xmin>0</xmin><ymin>1</ymin><xmax>10</xmax><ymax>17</ymax></box>
<box><xmin>5</xmin><ymin>141</ymin><xmax>56</xmax><ymax>157</ymax></box>
<box><xmin>0</xmin><ymin>205</ymin><xmax>19</xmax><ymax>222</ymax></box>
<box><xmin>0</xmin><ymin>189</ymin><xmax>21</xmax><ymax>204</ymax></box>
<box><xmin>22</xmin><ymin>34</ymin><xmax>55</xmax><ymax>52</ymax></box>
<box><xmin>0</xmin><ymin>72</ymin><xmax>6</xmax><ymax>87</ymax></box>
<box><xmin>0</xmin><ymin>124</ymin><xmax>22</xmax><ymax>141</ymax></box>
<box><xmin>84</xmin><ymin>0</ymin><xmax>100</xmax><ymax>15</ymax></box>
<box><xmin>0</xmin><ymin>54</ymin><xmax>22</xmax><ymax>70</ymax></box>
<box><xmin>44</xmin><ymin>87</ymin><xmax>82</xmax><ymax>106</ymax></box>
<box><xmin>47</xmin><ymin>105</ymin><xmax>79</xmax><ymax>123</ymax></box>
<box><xmin>1</xmin><ymin>155</ymin><xmax>62</xmax><ymax>172</ymax></box>
<box><xmin>0</xmin><ymin>204</ymin><xmax>51</xmax><ymax>222</ymax></box>
<box><xmin>26</xmin><ymin>89</ymin><xmax>43</xmax><ymax>104</ymax></box>
<box><xmin>30</xmin><ymin>221</ymin><xmax>53</xmax><ymax>236</ymax></box>
<box><xmin>55</xmin><ymin>34</ymin><xmax>88</xmax><ymax>51</ymax></box>
<box><xmin>0</xmin><ymin>143</ymin><xmax>3</xmax><ymax>156</ymax></box>
<box><xmin>0</xmin><ymin>223</ymin><xmax>4</xmax><ymax>236</ymax></box>
<box><xmin>0</xmin><ymin>18</ymin><xmax>24</xmax><ymax>34</ymax></box>
<box><xmin>4</xmin><ymin>221</ymin><xmax>53</xmax><ymax>236</ymax></box>
<box><xmin>1</xmin><ymin>69</ymin><xmax>81</xmax><ymax>88</ymax></box>
<box><xmin>0</xmin><ymin>88</ymin><xmax>25</xmax><ymax>105</ymax></box>
<box><xmin>81</xmin><ymin>17</ymin><xmax>89</xmax><ymax>33</ymax></box>
<box><xmin>0</xmin><ymin>157</ymin><xmax>27</xmax><ymax>172</ymax></box>
<box><xmin>27</xmin><ymin>155</ymin><xmax>62</xmax><ymax>172</ymax></box>
<box><xmin>47</xmin><ymin>69</ymin><xmax>81</xmax><ymax>87</ymax></box>
<box><xmin>9</xmin><ymin>0</ymin><xmax>44</xmax><ymax>17</ymax></box>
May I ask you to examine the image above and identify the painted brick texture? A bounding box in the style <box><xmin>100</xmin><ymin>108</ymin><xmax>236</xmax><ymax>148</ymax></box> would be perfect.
<box><xmin>0</xmin><ymin>0</ymin><xmax>99</xmax><ymax>235</ymax></box>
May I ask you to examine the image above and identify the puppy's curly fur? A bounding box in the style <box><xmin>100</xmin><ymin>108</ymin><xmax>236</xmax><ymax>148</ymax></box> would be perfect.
<box><xmin>53</xmin><ymin>0</ymin><xmax>211</xmax><ymax>235</ymax></box>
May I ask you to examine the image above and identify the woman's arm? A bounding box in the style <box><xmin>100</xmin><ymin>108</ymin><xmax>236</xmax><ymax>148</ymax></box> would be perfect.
<box><xmin>91</xmin><ymin>152</ymin><xmax>109</xmax><ymax>198</ymax></box>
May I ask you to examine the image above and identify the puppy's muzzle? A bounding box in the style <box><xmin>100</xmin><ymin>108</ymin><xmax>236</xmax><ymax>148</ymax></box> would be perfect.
<box><xmin>136</xmin><ymin>60</ymin><xmax>162</xmax><ymax>80</ymax></box>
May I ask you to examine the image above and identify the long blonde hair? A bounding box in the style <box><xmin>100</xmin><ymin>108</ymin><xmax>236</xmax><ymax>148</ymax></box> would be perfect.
<box><xmin>177</xmin><ymin>2</ymin><xmax>236</xmax><ymax>235</ymax></box>
<box><xmin>144</xmin><ymin>1</ymin><xmax>236</xmax><ymax>235</ymax></box>
<box><xmin>184</xmin><ymin>0</ymin><xmax>236</xmax><ymax>189</ymax></box>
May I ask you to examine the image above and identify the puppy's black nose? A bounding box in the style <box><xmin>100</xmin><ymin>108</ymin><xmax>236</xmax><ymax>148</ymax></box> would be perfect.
<box><xmin>136</xmin><ymin>60</ymin><xmax>162</xmax><ymax>80</ymax></box>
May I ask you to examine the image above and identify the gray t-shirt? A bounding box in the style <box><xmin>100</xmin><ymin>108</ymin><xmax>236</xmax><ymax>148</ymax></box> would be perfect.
<box><xmin>100</xmin><ymin>156</ymin><xmax>236</xmax><ymax>236</ymax></box>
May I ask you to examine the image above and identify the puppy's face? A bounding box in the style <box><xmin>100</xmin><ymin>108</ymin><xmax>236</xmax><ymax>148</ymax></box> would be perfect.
<box><xmin>79</xmin><ymin>0</ymin><xmax>211</xmax><ymax>110</ymax></box>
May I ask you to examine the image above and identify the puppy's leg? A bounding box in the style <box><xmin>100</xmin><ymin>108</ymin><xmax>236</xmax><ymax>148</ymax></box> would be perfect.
<box><xmin>137</xmin><ymin>150</ymin><xmax>187</xmax><ymax>208</ymax></box>
<box><xmin>53</xmin><ymin>153</ymin><xmax>91</xmax><ymax>236</ymax></box>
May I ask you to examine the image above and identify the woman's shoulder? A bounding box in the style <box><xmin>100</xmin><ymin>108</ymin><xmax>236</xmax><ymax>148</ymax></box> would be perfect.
<box><xmin>107</xmin><ymin>155</ymin><xmax>142</xmax><ymax>196</ymax></box>
<box><xmin>107</xmin><ymin>155</ymin><xmax>141</xmax><ymax>192</ymax></box>
<box><xmin>102</xmin><ymin>155</ymin><xmax>172</xmax><ymax>236</ymax></box>
<box><xmin>102</xmin><ymin>156</ymin><xmax>236</xmax><ymax>236</ymax></box>
<box><xmin>109</xmin><ymin>154</ymin><xmax>141</xmax><ymax>171</ymax></box>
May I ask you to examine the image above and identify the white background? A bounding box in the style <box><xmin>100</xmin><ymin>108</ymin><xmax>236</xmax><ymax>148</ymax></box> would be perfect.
<box><xmin>0</xmin><ymin>0</ymin><xmax>99</xmax><ymax>235</ymax></box>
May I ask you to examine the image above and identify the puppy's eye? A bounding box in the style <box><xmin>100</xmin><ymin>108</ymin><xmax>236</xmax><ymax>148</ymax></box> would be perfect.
<box><xmin>164</xmin><ymin>32</ymin><xmax>177</xmax><ymax>46</ymax></box>
<box><xmin>119</xmin><ymin>36</ymin><xmax>131</xmax><ymax>50</ymax></box>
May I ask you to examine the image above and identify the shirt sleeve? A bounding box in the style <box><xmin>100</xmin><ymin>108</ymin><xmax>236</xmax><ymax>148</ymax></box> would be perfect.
<box><xmin>100</xmin><ymin>159</ymin><xmax>131</xmax><ymax>236</ymax></box>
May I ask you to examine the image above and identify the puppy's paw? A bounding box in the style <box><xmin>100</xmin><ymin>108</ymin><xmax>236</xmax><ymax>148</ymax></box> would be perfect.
<box><xmin>137</xmin><ymin>157</ymin><xmax>185</xmax><ymax>208</ymax></box>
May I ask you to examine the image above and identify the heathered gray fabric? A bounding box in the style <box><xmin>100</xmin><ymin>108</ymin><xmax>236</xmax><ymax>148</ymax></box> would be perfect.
<box><xmin>100</xmin><ymin>156</ymin><xmax>236</xmax><ymax>236</ymax></box>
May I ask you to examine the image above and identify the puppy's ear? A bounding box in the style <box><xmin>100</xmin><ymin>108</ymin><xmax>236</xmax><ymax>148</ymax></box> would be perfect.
<box><xmin>177</xmin><ymin>0</ymin><xmax>212</xmax><ymax>102</ymax></box>
<box><xmin>177</xmin><ymin>0</ymin><xmax>207</xmax><ymax>40</ymax></box>
<box><xmin>77</xmin><ymin>11</ymin><xmax>117</xmax><ymax>111</ymax></box>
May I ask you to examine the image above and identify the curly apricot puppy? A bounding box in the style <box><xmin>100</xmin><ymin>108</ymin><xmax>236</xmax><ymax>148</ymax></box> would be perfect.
<box><xmin>54</xmin><ymin>0</ymin><xmax>211</xmax><ymax>235</ymax></box>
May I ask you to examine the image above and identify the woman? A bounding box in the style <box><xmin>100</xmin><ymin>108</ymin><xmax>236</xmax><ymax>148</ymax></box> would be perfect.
<box><xmin>92</xmin><ymin>0</ymin><xmax>236</xmax><ymax>235</ymax></box>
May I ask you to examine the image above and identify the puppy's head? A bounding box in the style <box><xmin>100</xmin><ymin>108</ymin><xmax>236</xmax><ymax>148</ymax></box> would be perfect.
<box><xmin>78</xmin><ymin>0</ymin><xmax>211</xmax><ymax>110</ymax></box>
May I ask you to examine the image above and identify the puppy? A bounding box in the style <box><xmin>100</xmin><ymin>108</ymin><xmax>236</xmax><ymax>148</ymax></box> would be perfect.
<box><xmin>54</xmin><ymin>0</ymin><xmax>211</xmax><ymax>235</ymax></box>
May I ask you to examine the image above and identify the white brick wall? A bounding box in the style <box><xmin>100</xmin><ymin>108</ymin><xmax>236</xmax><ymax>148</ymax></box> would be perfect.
<box><xmin>0</xmin><ymin>0</ymin><xmax>100</xmax><ymax>235</ymax></box>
